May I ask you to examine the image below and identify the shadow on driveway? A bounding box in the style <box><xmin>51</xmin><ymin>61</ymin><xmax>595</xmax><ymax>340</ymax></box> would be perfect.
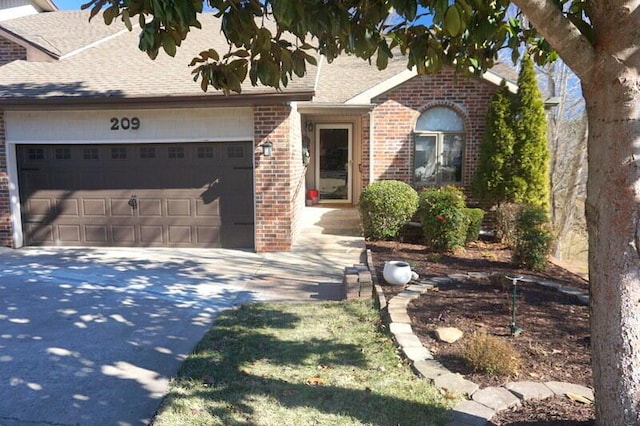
<box><xmin>0</xmin><ymin>247</ymin><xmax>263</xmax><ymax>425</ymax></box>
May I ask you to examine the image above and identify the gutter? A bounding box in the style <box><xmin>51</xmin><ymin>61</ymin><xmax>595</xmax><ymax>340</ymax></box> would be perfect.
<box><xmin>0</xmin><ymin>91</ymin><xmax>316</xmax><ymax>111</ymax></box>
<box><xmin>36</xmin><ymin>0</ymin><xmax>58</xmax><ymax>11</ymax></box>
<box><xmin>297</xmin><ymin>102</ymin><xmax>374</xmax><ymax>115</ymax></box>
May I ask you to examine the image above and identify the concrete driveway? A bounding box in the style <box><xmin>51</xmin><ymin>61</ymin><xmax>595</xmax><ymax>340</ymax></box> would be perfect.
<box><xmin>0</xmin><ymin>242</ymin><xmax>363</xmax><ymax>425</ymax></box>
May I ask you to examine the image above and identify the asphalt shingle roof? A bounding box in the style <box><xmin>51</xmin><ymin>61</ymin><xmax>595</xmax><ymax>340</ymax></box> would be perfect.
<box><xmin>0</xmin><ymin>11</ymin><xmax>517</xmax><ymax>103</ymax></box>
<box><xmin>314</xmin><ymin>53</ymin><xmax>410</xmax><ymax>103</ymax></box>
<box><xmin>0</xmin><ymin>13</ymin><xmax>316</xmax><ymax>100</ymax></box>
<box><xmin>0</xmin><ymin>10</ymin><xmax>124</xmax><ymax>57</ymax></box>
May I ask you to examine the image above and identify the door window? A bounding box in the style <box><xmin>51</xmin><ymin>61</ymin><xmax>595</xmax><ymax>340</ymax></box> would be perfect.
<box><xmin>316</xmin><ymin>125</ymin><xmax>352</xmax><ymax>202</ymax></box>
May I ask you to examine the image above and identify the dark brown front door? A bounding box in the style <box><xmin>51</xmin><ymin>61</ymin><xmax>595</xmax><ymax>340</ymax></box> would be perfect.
<box><xmin>17</xmin><ymin>143</ymin><xmax>254</xmax><ymax>248</ymax></box>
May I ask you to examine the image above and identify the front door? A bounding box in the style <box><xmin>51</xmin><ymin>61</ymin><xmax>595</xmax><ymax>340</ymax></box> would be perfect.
<box><xmin>315</xmin><ymin>124</ymin><xmax>352</xmax><ymax>203</ymax></box>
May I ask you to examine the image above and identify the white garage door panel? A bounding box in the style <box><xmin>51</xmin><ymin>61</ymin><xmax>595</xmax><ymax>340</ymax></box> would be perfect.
<box><xmin>6</xmin><ymin>107</ymin><xmax>254</xmax><ymax>143</ymax></box>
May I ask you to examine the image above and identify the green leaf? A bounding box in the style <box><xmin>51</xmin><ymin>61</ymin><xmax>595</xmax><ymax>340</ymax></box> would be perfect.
<box><xmin>376</xmin><ymin>41</ymin><xmax>391</xmax><ymax>70</ymax></box>
<box><xmin>147</xmin><ymin>47</ymin><xmax>159</xmax><ymax>60</ymax></box>
<box><xmin>103</xmin><ymin>5</ymin><xmax>116</xmax><ymax>25</ymax></box>
<box><xmin>443</xmin><ymin>5</ymin><xmax>463</xmax><ymax>37</ymax></box>
<box><xmin>121</xmin><ymin>10</ymin><xmax>132</xmax><ymax>31</ymax></box>
<box><xmin>88</xmin><ymin>1</ymin><xmax>103</xmax><ymax>20</ymax></box>
<box><xmin>162</xmin><ymin>34</ymin><xmax>177</xmax><ymax>57</ymax></box>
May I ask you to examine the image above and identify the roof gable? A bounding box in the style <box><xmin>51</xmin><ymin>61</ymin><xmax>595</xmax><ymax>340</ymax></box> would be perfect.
<box><xmin>314</xmin><ymin>51</ymin><xmax>517</xmax><ymax>105</ymax></box>
<box><xmin>345</xmin><ymin>64</ymin><xmax>517</xmax><ymax>105</ymax></box>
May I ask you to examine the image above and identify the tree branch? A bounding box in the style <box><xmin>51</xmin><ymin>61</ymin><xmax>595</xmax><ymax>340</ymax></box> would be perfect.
<box><xmin>512</xmin><ymin>0</ymin><xmax>595</xmax><ymax>83</ymax></box>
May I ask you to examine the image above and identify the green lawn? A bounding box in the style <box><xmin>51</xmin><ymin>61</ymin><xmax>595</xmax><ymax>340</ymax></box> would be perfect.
<box><xmin>152</xmin><ymin>300</ymin><xmax>451</xmax><ymax>426</ymax></box>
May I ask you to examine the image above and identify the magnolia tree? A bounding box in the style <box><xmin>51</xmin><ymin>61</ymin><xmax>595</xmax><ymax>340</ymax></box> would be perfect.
<box><xmin>84</xmin><ymin>0</ymin><xmax>640</xmax><ymax>423</ymax></box>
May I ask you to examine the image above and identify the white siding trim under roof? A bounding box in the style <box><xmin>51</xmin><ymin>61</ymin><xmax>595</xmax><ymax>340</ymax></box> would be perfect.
<box><xmin>481</xmin><ymin>69</ymin><xmax>518</xmax><ymax>93</ymax></box>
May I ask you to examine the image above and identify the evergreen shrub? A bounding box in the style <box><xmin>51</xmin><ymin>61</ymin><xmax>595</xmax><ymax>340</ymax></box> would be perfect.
<box><xmin>464</xmin><ymin>208</ymin><xmax>485</xmax><ymax>243</ymax></box>
<box><xmin>419</xmin><ymin>186</ymin><xmax>468</xmax><ymax>251</ymax></box>
<box><xmin>359</xmin><ymin>180</ymin><xmax>418</xmax><ymax>240</ymax></box>
<box><xmin>511</xmin><ymin>56</ymin><xmax>551</xmax><ymax>209</ymax></box>
<box><xmin>512</xmin><ymin>204</ymin><xmax>554</xmax><ymax>271</ymax></box>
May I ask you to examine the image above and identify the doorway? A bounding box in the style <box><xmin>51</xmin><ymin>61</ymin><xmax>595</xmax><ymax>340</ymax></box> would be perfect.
<box><xmin>315</xmin><ymin>124</ymin><xmax>352</xmax><ymax>203</ymax></box>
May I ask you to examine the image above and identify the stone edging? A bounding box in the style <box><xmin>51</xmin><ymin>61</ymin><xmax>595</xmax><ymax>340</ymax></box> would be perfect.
<box><xmin>365</xmin><ymin>250</ymin><xmax>594</xmax><ymax>426</ymax></box>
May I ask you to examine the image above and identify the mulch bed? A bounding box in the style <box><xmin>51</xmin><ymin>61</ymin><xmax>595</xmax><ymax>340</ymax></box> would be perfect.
<box><xmin>367</xmin><ymin>239</ymin><xmax>594</xmax><ymax>425</ymax></box>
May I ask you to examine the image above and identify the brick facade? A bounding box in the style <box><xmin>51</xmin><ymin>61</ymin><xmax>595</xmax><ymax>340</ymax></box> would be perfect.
<box><xmin>254</xmin><ymin>104</ymin><xmax>304</xmax><ymax>252</ymax></box>
<box><xmin>0</xmin><ymin>65</ymin><xmax>498</xmax><ymax>251</ymax></box>
<box><xmin>0</xmin><ymin>110</ymin><xmax>11</xmax><ymax>247</ymax></box>
<box><xmin>0</xmin><ymin>37</ymin><xmax>27</xmax><ymax>67</ymax></box>
<box><xmin>368</xmin><ymin>68</ymin><xmax>498</xmax><ymax>192</ymax></box>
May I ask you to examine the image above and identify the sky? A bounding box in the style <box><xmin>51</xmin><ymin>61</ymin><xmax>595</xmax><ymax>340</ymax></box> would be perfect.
<box><xmin>54</xmin><ymin>0</ymin><xmax>84</xmax><ymax>10</ymax></box>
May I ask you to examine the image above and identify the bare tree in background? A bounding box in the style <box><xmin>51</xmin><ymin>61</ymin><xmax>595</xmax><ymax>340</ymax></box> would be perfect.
<box><xmin>540</xmin><ymin>60</ymin><xmax>588</xmax><ymax>265</ymax></box>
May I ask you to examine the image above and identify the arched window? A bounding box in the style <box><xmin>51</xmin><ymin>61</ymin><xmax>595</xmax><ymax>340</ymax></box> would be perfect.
<box><xmin>414</xmin><ymin>107</ymin><xmax>465</xmax><ymax>185</ymax></box>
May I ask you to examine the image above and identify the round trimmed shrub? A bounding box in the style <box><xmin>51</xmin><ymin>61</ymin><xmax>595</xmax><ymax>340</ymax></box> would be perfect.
<box><xmin>512</xmin><ymin>204</ymin><xmax>554</xmax><ymax>271</ymax></box>
<box><xmin>359</xmin><ymin>180</ymin><xmax>418</xmax><ymax>240</ymax></box>
<box><xmin>418</xmin><ymin>186</ymin><xmax>468</xmax><ymax>251</ymax></box>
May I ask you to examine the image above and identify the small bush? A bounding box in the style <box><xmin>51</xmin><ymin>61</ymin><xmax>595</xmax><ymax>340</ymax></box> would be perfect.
<box><xmin>464</xmin><ymin>208</ymin><xmax>485</xmax><ymax>243</ymax></box>
<box><xmin>461</xmin><ymin>333</ymin><xmax>521</xmax><ymax>377</ymax></box>
<box><xmin>418</xmin><ymin>186</ymin><xmax>467</xmax><ymax>251</ymax></box>
<box><xmin>512</xmin><ymin>204</ymin><xmax>554</xmax><ymax>271</ymax></box>
<box><xmin>495</xmin><ymin>203</ymin><xmax>521</xmax><ymax>246</ymax></box>
<box><xmin>359</xmin><ymin>180</ymin><xmax>419</xmax><ymax>240</ymax></box>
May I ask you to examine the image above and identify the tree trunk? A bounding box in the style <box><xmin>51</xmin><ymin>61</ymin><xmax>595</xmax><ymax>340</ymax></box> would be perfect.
<box><xmin>584</xmin><ymin>56</ymin><xmax>640</xmax><ymax>425</ymax></box>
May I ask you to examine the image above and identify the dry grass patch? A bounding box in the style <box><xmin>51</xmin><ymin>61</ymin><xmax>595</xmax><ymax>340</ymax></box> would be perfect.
<box><xmin>461</xmin><ymin>333</ymin><xmax>521</xmax><ymax>377</ymax></box>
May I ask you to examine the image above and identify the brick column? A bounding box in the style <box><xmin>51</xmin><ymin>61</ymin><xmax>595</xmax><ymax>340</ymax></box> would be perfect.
<box><xmin>0</xmin><ymin>110</ymin><xmax>12</xmax><ymax>247</ymax></box>
<box><xmin>254</xmin><ymin>104</ymin><xmax>303</xmax><ymax>252</ymax></box>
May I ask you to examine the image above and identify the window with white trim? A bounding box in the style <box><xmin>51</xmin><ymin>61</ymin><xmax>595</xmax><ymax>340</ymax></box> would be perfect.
<box><xmin>414</xmin><ymin>106</ymin><xmax>465</xmax><ymax>186</ymax></box>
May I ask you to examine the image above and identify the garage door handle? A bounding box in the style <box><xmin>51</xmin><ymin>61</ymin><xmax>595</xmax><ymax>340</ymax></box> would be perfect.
<box><xmin>128</xmin><ymin>194</ymin><xmax>138</xmax><ymax>209</ymax></box>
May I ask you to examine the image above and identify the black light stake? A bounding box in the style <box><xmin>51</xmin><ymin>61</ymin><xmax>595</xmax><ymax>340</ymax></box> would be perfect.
<box><xmin>506</xmin><ymin>275</ymin><xmax>524</xmax><ymax>336</ymax></box>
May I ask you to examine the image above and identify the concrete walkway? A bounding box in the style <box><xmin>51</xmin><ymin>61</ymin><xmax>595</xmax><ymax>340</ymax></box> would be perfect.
<box><xmin>0</xmin><ymin>206</ymin><xmax>364</xmax><ymax>426</ymax></box>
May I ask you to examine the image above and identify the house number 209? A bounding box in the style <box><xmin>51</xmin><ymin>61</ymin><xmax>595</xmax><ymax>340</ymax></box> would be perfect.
<box><xmin>110</xmin><ymin>117</ymin><xmax>140</xmax><ymax>130</ymax></box>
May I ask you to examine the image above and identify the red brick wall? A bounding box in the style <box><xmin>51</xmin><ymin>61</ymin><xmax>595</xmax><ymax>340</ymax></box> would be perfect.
<box><xmin>370</xmin><ymin>67</ymin><xmax>498</xmax><ymax>191</ymax></box>
<box><xmin>359</xmin><ymin>114</ymin><xmax>370</xmax><ymax>194</ymax></box>
<box><xmin>0</xmin><ymin>110</ymin><xmax>12</xmax><ymax>247</ymax></box>
<box><xmin>254</xmin><ymin>104</ymin><xmax>303</xmax><ymax>252</ymax></box>
<box><xmin>0</xmin><ymin>37</ymin><xmax>26</xmax><ymax>66</ymax></box>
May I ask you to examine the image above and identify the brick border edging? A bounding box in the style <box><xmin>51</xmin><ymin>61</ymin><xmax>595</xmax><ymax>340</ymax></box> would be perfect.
<box><xmin>365</xmin><ymin>250</ymin><xmax>594</xmax><ymax>426</ymax></box>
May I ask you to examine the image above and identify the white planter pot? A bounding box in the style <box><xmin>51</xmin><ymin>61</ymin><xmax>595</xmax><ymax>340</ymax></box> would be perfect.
<box><xmin>383</xmin><ymin>261</ymin><xmax>413</xmax><ymax>286</ymax></box>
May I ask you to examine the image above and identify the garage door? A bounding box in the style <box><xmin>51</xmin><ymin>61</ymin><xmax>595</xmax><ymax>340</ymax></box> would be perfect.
<box><xmin>17</xmin><ymin>142</ymin><xmax>254</xmax><ymax>248</ymax></box>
